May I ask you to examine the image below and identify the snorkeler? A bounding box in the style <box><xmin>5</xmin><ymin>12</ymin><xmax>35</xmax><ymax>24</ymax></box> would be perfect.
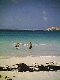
<box><xmin>29</xmin><ymin>42</ymin><xmax>32</xmax><ymax>49</ymax></box>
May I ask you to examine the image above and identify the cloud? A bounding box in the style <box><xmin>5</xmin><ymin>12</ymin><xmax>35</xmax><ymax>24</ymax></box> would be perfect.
<box><xmin>42</xmin><ymin>10</ymin><xmax>48</xmax><ymax>21</ymax></box>
<box><xmin>42</xmin><ymin>10</ymin><xmax>46</xmax><ymax>14</ymax></box>
<box><xmin>43</xmin><ymin>16</ymin><xmax>47</xmax><ymax>21</ymax></box>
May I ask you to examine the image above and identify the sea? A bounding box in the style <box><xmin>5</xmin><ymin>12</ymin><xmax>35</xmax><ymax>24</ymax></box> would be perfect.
<box><xmin>0</xmin><ymin>30</ymin><xmax>60</xmax><ymax>57</ymax></box>
<box><xmin>0</xmin><ymin>30</ymin><xmax>60</xmax><ymax>80</ymax></box>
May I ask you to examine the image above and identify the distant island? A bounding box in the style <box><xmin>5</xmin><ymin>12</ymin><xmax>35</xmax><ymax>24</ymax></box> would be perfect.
<box><xmin>46</xmin><ymin>27</ymin><xmax>60</xmax><ymax>31</ymax></box>
<box><xmin>0</xmin><ymin>27</ymin><xmax>60</xmax><ymax>31</ymax></box>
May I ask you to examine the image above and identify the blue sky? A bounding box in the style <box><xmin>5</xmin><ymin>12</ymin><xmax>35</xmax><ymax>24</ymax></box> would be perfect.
<box><xmin>0</xmin><ymin>0</ymin><xmax>60</xmax><ymax>30</ymax></box>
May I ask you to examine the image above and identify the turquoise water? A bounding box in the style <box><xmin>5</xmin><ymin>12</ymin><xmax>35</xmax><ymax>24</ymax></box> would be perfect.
<box><xmin>0</xmin><ymin>30</ymin><xmax>60</xmax><ymax>56</ymax></box>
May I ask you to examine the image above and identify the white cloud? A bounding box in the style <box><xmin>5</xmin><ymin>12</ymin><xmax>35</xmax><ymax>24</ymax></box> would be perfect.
<box><xmin>42</xmin><ymin>10</ymin><xmax>48</xmax><ymax>21</ymax></box>
<box><xmin>43</xmin><ymin>16</ymin><xmax>47</xmax><ymax>21</ymax></box>
<box><xmin>42</xmin><ymin>10</ymin><xmax>46</xmax><ymax>15</ymax></box>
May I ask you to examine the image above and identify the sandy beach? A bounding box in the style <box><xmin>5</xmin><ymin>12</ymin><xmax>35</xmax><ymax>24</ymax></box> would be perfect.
<box><xmin>0</xmin><ymin>56</ymin><xmax>60</xmax><ymax>80</ymax></box>
<box><xmin>0</xmin><ymin>56</ymin><xmax>60</xmax><ymax>66</ymax></box>
<box><xmin>0</xmin><ymin>71</ymin><xmax>60</xmax><ymax>80</ymax></box>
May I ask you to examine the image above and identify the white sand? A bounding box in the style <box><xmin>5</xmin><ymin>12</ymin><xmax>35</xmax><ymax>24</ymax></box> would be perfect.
<box><xmin>0</xmin><ymin>56</ymin><xmax>60</xmax><ymax>80</ymax></box>
<box><xmin>0</xmin><ymin>56</ymin><xmax>60</xmax><ymax>67</ymax></box>
<box><xmin>0</xmin><ymin>71</ymin><xmax>60</xmax><ymax>80</ymax></box>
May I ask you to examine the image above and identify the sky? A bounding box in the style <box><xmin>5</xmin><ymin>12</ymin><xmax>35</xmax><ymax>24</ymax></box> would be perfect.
<box><xmin>0</xmin><ymin>0</ymin><xmax>60</xmax><ymax>30</ymax></box>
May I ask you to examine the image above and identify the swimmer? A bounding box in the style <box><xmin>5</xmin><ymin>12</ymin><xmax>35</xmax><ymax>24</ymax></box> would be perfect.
<box><xmin>29</xmin><ymin>42</ymin><xmax>32</xmax><ymax>49</ymax></box>
<box><xmin>15</xmin><ymin>43</ymin><xmax>20</xmax><ymax>49</ymax></box>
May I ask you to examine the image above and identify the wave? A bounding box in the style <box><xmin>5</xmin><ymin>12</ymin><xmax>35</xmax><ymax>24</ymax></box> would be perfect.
<box><xmin>40</xmin><ymin>44</ymin><xmax>46</xmax><ymax>45</ymax></box>
<box><xmin>12</xmin><ymin>42</ymin><xmax>47</xmax><ymax>47</ymax></box>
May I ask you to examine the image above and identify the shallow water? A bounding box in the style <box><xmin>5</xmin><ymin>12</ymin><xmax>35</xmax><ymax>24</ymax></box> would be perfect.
<box><xmin>0</xmin><ymin>30</ymin><xmax>60</xmax><ymax>56</ymax></box>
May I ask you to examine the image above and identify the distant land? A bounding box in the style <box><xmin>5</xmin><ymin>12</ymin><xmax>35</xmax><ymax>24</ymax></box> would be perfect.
<box><xmin>0</xmin><ymin>27</ymin><xmax>60</xmax><ymax>31</ymax></box>
<box><xmin>46</xmin><ymin>27</ymin><xmax>60</xmax><ymax>31</ymax></box>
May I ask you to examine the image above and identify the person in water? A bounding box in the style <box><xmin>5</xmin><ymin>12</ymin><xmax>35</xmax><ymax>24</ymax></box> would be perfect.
<box><xmin>29</xmin><ymin>42</ymin><xmax>32</xmax><ymax>49</ymax></box>
<box><xmin>15</xmin><ymin>43</ymin><xmax>20</xmax><ymax>49</ymax></box>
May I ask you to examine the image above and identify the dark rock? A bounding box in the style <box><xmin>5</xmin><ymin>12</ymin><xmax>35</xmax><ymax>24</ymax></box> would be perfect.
<box><xmin>5</xmin><ymin>76</ymin><xmax>8</xmax><ymax>79</ymax></box>
<box><xmin>0</xmin><ymin>75</ymin><xmax>1</xmax><ymax>78</ymax></box>
<box><xmin>13</xmin><ymin>76</ymin><xmax>15</xmax><ymax>77</ymax></box>
<box><xmin>16</xmin><ymin>63</ymin><xmax>33</xmax><ymax>72</ymax></box>
<box><xmin>7</xmin><ymin>79</ymin><xmax>12</xmax><ymax>80</ymax></box>
<box><xmin>0</xmin><ymin>67</ymin><xmax>4</xmax><ymax>71</ymax></box>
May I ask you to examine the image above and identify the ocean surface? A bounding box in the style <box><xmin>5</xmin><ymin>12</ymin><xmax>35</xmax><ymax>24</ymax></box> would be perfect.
<box><xmin>0</xmin><ymin>30</ymin><xmax>60</xmax><ymax>56</ymax></box>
